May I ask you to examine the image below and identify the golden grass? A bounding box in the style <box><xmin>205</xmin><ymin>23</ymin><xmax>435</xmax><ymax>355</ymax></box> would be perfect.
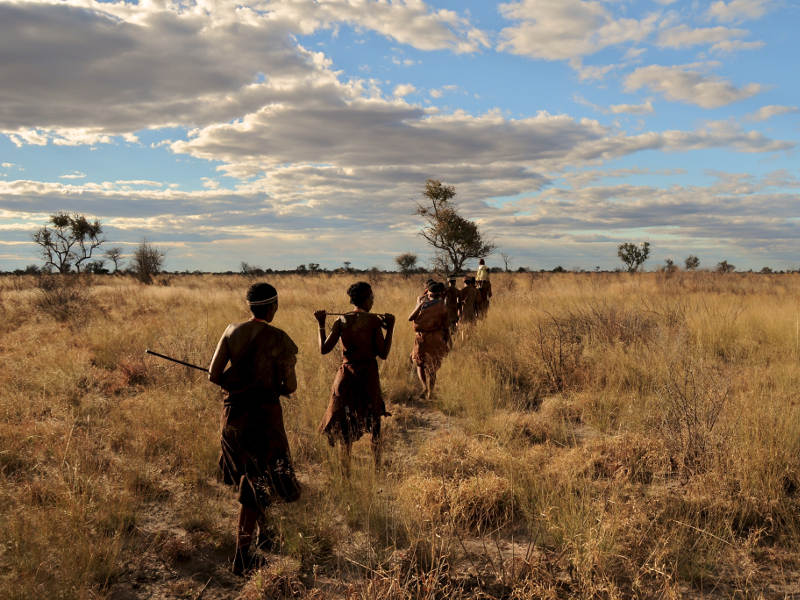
<box><xmin>1</xmin><ymin>271</ymin><xmax>799</xmax><ymax>598</ymax></box>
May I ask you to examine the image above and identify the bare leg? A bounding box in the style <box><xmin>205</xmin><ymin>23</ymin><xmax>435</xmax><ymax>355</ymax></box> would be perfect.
<box><xmin>233</xmin><ymin>505</ymin><xmax>259</xmax><ymax>575</ymax></box>
<box><xmin>427</xmin><ymin>369</ymin><xmax>437</xmax><ymax>399</ymax></box>
<box><xmin>416</xmin><ymin>365</ymin><xmax>428</xmax><ymax>398</ymax></box>
<box><xmin>339</xmin><ymin>441</ymin><xmax>352</xmax><ymax>477</ymax></box>
<box><xmin>371</xmin><ymin>419</ymin><xmax>382</xmax><ymax>471</ymax></box>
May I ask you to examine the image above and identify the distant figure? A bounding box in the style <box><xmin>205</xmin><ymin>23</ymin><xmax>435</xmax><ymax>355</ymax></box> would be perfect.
<box><xmin>315</xmin><ymin>282</ymin><xmax>395</xmax><ymax>473</ymax></box>
<box><xmin>458</xmin><ymin>275</ymin><xmax>479</xmax><ymax>327</ymax></box>
<box><xmin>443</xmin><ymin>277</ymin><xmax>460</xmax><ymax>337</ymax></box>
<box><xmin>409</xmin><ymin>281</ymin><xmax>450</xmax><ymax>399</ymax></box>
<box><xmin>208</xmin><ymin>282</ymin><xmax>301</xmax><ymax>575</ymax></box>
<box><xmin>476</xmin><ymin>258</ymin><xmax>490</xmax><ymax>283</ymax></box>
<box><xmin>476</xmin><ymin>279</ymin><xmax>493</xmax><ymax>319</ymax></box>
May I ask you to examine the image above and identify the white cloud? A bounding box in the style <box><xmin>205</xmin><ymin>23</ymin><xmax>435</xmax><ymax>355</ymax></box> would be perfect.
<box><xmin>708</xmin><ymin>0</ymin><xmax>772</xmax><ymax>22</ymax></box>
<box><xmin>746</xmin><ymin>105</ymin><xmax>799</xmax><ymax>121</ymax></box>
<box><xmin>624</xmin><ymin>64</ymin><xmax>762</xmax><ymax>108</ymax></box>
<box><xmin>610</xmin><ymin>100</ymin><xmax>654</xmax><ymax>114</ymax></box>
<box><xmin>498</xmin><ymin>0</ymin><xmax>658</xmax><ymax>61</ymax></box>
<box><xmin>657</xmin><ymin>24</ymin><xmax>749</xmax><ymax>48</ymax></box>
<box><xmin>569</xmin><ymin>59</ymin><xmax>616</xmax><ymax>82</ymax></box>
<box><xmin>393</xmin><ymin>84</ymin><xmax>417</xmax><ymax>98</ymax></box>
<box><xmin>59</xmin><ymin>171</ymin><xmax>87</xmax><ymax>180</ymax></box>
<box><xmin>0</xmin><ymin>0</ymin><xmax>487</xmax><ymax>140</ymax></box>
<box><xmin>430</xmin><ymin>89</ymin><xmax>444</xmax><ymax>99</ymax></box>
<box><xmin>1</xmin><ymin>162</ymin><xmax>14</xmax><ymax>169</ymax></box>
<box><xmin>262</xmin><ymin>0</ymin><xmax>489</xmax><ymax>53</ymax></box>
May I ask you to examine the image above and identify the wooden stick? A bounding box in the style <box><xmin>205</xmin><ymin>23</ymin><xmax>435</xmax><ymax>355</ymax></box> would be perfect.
<box><xmin>145</xmin><ymin>349</ymin><xmax>208</xmax><ymax>372</ymax></box>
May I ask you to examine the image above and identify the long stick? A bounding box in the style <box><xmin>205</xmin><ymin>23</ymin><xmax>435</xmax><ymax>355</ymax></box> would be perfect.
<box><xmin>145</xmin><ymin>349</ymin><xmax>208</xmax><ymax>372</ymax></box>
<box><xmin>324</xmin><ymin>311</ymin><xmax>386</xmax><ymax>317</ymax></box>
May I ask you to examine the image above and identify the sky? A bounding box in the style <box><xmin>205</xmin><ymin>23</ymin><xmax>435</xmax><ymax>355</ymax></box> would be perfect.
<box><xmin>1</xmin><ymin>0</ymin><xmax>798</xmax><ymax>272</ymax></box>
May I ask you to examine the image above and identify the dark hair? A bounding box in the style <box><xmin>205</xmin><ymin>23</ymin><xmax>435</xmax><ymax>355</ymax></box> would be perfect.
<box><xmin>429</xmin><ymin>282</ymin><xmax>445</xmax><ymax>296</ymax></box>
<box><xmin>347</xmin><ymin>281</ymin><xmax>373</xmax><ymax>308</ymax></box>
<box><xmin>247</xmin><ymin>282</ymin><xmax>278</xmax><ymax>319</ymax></box>
<box><xmin>478</xmin><ymin>259</ymin><xmax>485</xmax><ymax>265</ymax></box>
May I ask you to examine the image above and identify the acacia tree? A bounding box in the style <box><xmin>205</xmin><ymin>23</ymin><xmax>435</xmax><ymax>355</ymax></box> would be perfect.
<box><xmin>617</xmin><ymin>241</ymin><xmax>650</xmax><ymax>272</ymax></box>
<box><xmin>395</xmin><ymin>253</ymin><xmax>418</xmax><ymax>277</ymax></box>
<box><xmin>685</xmin><ymin>255</ymin><xmax>700</xmax><ymax>271</ymax></box>
<box><xmin>33</xmin><ymin>212</ymin><xmax>105</xmax><ymax>273</ymax></box>
<box><xmin>416</xmin><ymin>179</ymin><xmax>494</xmax><ymax>275</ymax></box>
<box><xmin>132</xmin><ymin>239</ymin><xmax>165</xmax><ymax>284</ymax></box>
<box><xmin>104</xmin><ymin>247</ymin><xmax>124</xmax><ymax>273</ymax></box>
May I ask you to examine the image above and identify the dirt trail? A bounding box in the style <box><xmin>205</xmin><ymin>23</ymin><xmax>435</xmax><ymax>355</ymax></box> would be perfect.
<box><xmin>107</xmin><ymin>396</ymin><xmax>457</xmax><ymax>599</ymax></box>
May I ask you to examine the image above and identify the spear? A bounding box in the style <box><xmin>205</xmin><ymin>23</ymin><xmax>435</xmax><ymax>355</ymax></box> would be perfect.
<box><xmin>145</xmin><ymin>348</ymin><xmax>208</xmax><ymax>372</ymax></box>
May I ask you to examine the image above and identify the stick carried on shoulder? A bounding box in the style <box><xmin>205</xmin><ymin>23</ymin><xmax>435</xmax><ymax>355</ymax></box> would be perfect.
<box><xmin>323</xmin><ymin>310</ymin><xmax>387</xmax><ymax>317</ymax></box>
<box><xmin>145</xmin><ymin>349</ymin><xmax>208</xmax><ymax>373</ymax></box>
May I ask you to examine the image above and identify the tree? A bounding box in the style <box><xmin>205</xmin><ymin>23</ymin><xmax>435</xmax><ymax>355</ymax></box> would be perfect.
<box><xmin>684</xmin><ymin>255</ymin><xmax>700</xmax><ymax>271</ymax></box>
<box><xmin>416</xmin><ymin>179</ymin><xmax>495</xmax><ymax>276</ymax></box>
<box><xmin>132</xmin><ymin>239</ymin><xmax>165</xmax><ymax>284</ymax></box>
<box><xmin>85</xmin><ymin>260</ymin><xmax>108</xmax><ymax>274</ymax></box>
<box><xmin>104</xmin><ymin>247</ymin><xmax>124</xmax><ymax>273</ymax></box>
<box><xmin>662</xmin><ymin>258</ymin><xmax>678</xmax><ymax>274</ymax></box>
<box><xmin>33</xmin><ymin>212</ymin><xmax>105</xmax><ymax>273</ymax></box>
<box><xmin>716</xmin><ymin>260</ymin><xmax>735</xmax><ymax>273</ymax></box>
<box><xmin>617</xmin><ymin>241</ymin><xmax>650</xmax><ymax>272</ymax></box>
<box><xmin>500</xmin><ymin>252</ymin><xmax>512</xmax><ymax>272</ymax></box>
<box><xmin>395</xmin><ymin>253</ymin><xmax>418</xmax><ymax>277</ymax></box>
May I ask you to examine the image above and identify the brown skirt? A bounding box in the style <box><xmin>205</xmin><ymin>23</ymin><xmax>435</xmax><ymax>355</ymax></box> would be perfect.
<box><xmin>411</xmin><ymin>330</ymin><xmax>449</xmax><ymax>372</ymax></box>
<box><xmin>319</xmin><ymin>360</ymin><xmax>386</xmax><ymax>445</ymax></box>
<box><xmin>219</xmin><ymin>392</ymin><xmax>300</xmax><ymax>511</ymax></box>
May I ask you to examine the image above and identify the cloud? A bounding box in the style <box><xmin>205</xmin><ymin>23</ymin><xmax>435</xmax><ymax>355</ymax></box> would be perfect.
<box><xmin>746</xmin><ymin>105</ymin><xmax>799</xmax><ymax>121</ymax></box>
<box><xmin>609</xmin><ymin>100</ymin><xmax>654</xmax><ymax>114</ymax></box>
<box><xmin>498</xmin><ymin>0</ymin><xmax>658</xmax><ymax>61</ymax></box>
<box><xmin>59</xmin><ymin>171</ymin><xmax>87</xmax><ymax>180</ymax></box>
<box><xmin>624</xmin><ymin>64</ymin><xmax>762</xmax><ymax>108</ymax></box>
<box><xmin>263</xmin><ymin>0</ymin><xmax>490</xmax><ymax>54</ymax></box>
<box><xmin>708</xmin><ymin>0</ymin><xmax>772</xmax><ymax>22</ymax></box>
<box><xmin>393</xmin><ymin>84</ymin><xmax>417</xmax><ymax>98</ymax></box>
<box><xmin>569</xmin><ymin>59</ymin><xmax>616</xmax><ymax>82</ymax></box>
<box><xmin>0</xmin><ymin>0</ymin><xmax>486</xmax><ymax>139</ymax></box>
<box><xmin>656</xmin><ymin>24</ymin><xmax>759</xmax><ymax>51</ymax></box>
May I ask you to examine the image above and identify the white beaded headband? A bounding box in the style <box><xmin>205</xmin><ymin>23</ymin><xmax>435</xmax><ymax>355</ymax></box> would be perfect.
<box><xmin>248</xmin><ymin>294</ymin><xmax>278</xmax><ymax>306</ymax></box>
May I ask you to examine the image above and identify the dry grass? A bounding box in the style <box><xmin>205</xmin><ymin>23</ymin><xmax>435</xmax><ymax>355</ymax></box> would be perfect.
<box><xmin>1</xmin><ymin>271</ymin><xmax>799</xmax><ymax>599</ymax></box>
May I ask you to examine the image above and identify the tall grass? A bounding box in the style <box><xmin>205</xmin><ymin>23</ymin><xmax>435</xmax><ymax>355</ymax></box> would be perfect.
<box><xmin>1</xmin><ymin>272</ymin><xmax>798</xmax><ymax>598</ymax></box>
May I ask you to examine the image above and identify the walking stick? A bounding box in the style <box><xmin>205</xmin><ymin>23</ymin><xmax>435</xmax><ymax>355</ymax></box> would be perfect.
<box><xmin>145</xmin><ymin>349</ymin><xmax>208</xmax><ymax>372</ymax></box>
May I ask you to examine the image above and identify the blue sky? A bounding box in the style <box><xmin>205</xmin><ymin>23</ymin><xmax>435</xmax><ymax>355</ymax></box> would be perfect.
<box><xmin>1</xmin><ymin>0</ymin><xmax>798</xmax><ymax>272</ymax></box>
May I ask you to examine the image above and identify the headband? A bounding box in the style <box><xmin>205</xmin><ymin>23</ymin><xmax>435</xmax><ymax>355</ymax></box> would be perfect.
<box><xmin>248</xmin><ymin>294</ymin><xmax>278</xmax><ymax>306</ymax></box>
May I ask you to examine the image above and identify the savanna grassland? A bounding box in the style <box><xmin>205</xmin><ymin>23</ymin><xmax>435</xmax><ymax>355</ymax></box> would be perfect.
<box><xmin>1</xmin><ymin>271</ymin><xmax>799</xmax><ymax>599</ymax></box>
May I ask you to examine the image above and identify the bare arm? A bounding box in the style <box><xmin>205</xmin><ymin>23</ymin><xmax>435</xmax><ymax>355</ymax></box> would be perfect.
<box><xmin>375</xmin><ymin>313</ymin><xmax>395</xmax><ymax>360</ymax></box>
<box><xmin>408</xmin><ymin>300</ymin><xmax>424</xmax><ymax>322</ymax></box>
<box><xmin>315</xmin><ymin>310</ymin><xmax>342</xmax><ymax>355</ymax></box>
<box><xmin>207</xmin><ymin>328</ymin><xmax>230</xmax><ymax>386</ymax></box>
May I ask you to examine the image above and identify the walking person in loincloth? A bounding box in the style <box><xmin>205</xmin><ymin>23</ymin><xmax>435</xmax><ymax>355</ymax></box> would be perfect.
<box><xmin>208</xmin><ymin>282</ymin><xmax>301</xmax><ymax>575</ymax></box>
<box><xmin>409</xmin><ymin>281</ymin><xmax>450</xmax><ymax>400</ymax></box>
<box><xmin>457</xmin><ymin>275</ymin><xmax>479</xmax><ymax>333</ymax></box>
<box><xmin>315</xmin><ymin>282</ymin><xmax>395</xmax><ymax>473</ymax></box>
<box><xmin>443</xmin><ymin>277</ymin><xmax>460</xmax><ymax>340</ymax></box>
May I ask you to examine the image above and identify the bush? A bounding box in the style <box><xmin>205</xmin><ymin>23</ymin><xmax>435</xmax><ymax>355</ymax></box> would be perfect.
<box><xmin>131</xmin><ymin>239</ymin><xmax>165</xmax><ymax>284</ymax></box>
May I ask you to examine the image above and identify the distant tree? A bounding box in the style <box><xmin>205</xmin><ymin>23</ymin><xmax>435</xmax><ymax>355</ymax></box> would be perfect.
<box><xmin>552</xmin><ymin>265</ymin><xmax>566</xmax><ymax>273</ymax></box>
<box><xmin>308</xmin><ymin>263</ymin><xmax>321</xmax><ymax>274</ymax></box>
<box><xmin>500</xmin><ymin>252</ymin><xmax>512</xmax><ymax>272</ymax></box>
<box><xmin>760</xmin><ymin>266</ymin><xmax>773</xmax><ymax>274</ymax></box>
<box><xmin>33</xmin><ymin>212</ymin><xmax>105</xmax><ymax>273</ymax></box>
<box><xmin>343</xmin><ymin>261</ymin><xmax>352</xmax><ymax>273</ymax></box>
<box><xmin>395</xmin><ymin>253</ymin><xmax>418</xmax><ymax>277</ymax></box>
<box><xmin>85</xmin><ymin>260</ymin><xmax>108</xmax><ymax>274</ymax></box>
<box><xmin>296</xmin><ymin>264</ymin><xmax>308</xmax><ymax>275</ymax></box>
<box><xmin>416</xmin><ymin>179</ymin><xmax>495</xmax><ymax>276</ymax></box>
<box><xmin>684</xmin><ymin>255</ymin><xmax>700</xmax><ymax>271</ymax></box>
<box><xmin>132</xmin><ymin>239</ymin><xmax>165</xmax><ymax>284</ymax></box>
<box><xmin>716</xmin><ymin>260</ymin><xmax>735</xmax><ymax>273</ymax></box>
<box><xmin>662</xmin><ymin>258</ymin><xmax>678</xmax><ymax>274</ymax></box>
<box><xmin>240</xmin><ymin>262</ymin><xmax>265</xmax><ymax>276</ymax></box>
<box><xmin>617</xmin><ymin>242</ymin><xmax>650</xmax><ymax>272</ymax></box>
<box><xmin>104</xmin><ymin>247</ymin><xmax>124</xmax><ymax>273</ymax></box>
